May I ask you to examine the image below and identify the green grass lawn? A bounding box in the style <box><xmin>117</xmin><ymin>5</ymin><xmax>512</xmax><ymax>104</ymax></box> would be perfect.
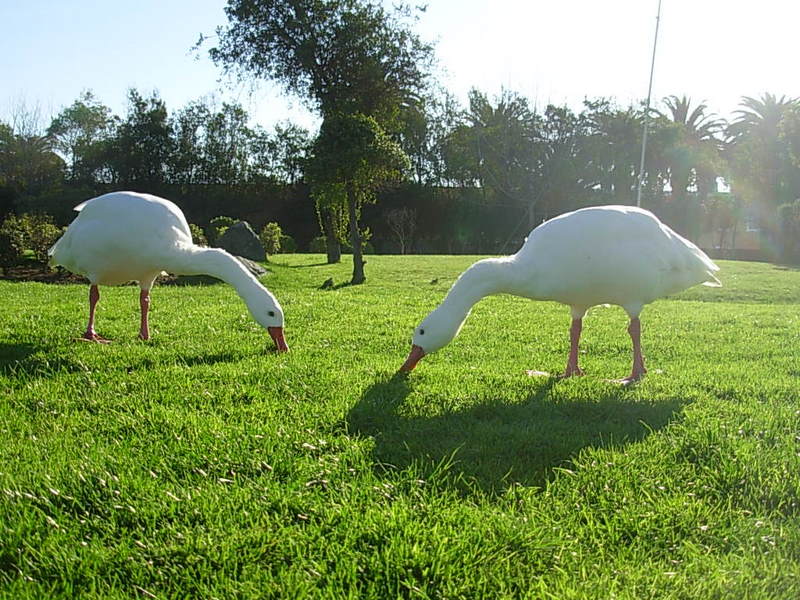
<box><xmin>1</xmin><ymin>255</ymin><xmax>799</xmax><ymax>598</ymax></box>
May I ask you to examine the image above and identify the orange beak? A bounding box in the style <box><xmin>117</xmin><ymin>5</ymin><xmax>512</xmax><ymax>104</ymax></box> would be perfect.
<box><xmin>268</xmin><ymin>326</ymin><xmax>289</xmax><ymax>352</ymax></box>
<box><xmin>399</xmin><ymin>344</ymin><xmax>426</xmax><ymax>372</ymax></box>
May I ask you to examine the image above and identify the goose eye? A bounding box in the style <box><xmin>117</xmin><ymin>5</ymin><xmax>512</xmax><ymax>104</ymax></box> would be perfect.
<box><xmin>268</xmin><ymin>311</ymin><xmax>275</xmax><ymax>317</ymax></box>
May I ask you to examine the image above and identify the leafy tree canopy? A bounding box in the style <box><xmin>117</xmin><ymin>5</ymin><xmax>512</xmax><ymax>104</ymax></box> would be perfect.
<box><xmin>47</xmin><ymin>91</ymin><xmax>115</xmax><ymax>174</ymax></box>
<box><xmin>208</xmin><ymin>0</ymin><xmax>434</xmax><ymax>123</ymax></box>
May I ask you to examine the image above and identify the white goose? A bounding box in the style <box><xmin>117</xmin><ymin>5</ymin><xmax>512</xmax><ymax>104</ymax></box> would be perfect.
<box><xmin>48</xmin><ymin>191</ymin><xmax>288</xmax><ymax>350</ymax></box>
<box><xmin>400</xmin><ymin>205</ymin><xmax>720</xmax><ymax>383</ymax></box>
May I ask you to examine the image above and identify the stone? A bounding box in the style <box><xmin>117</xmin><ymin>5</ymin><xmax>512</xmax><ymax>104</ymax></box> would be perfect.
<box><xmin>218</xmin><ymin>221</ymin><xmax>266</xmax><ymax>262</ymax></box>
<box><xmin>236</xmin><ymin>256</ymin><xmax>268</xmax><ymax>277</ymax></box>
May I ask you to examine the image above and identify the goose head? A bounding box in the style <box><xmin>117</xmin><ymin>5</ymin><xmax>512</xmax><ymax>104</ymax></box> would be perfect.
<box><xmin>399</xmin><ymin>305</ymin><xmax>468</xmax><ymax>372</ymax></box>
<box><xmin>244</xmin><ymin>289</ymin><xmax>288</xmax><ymax>352</ymax></box>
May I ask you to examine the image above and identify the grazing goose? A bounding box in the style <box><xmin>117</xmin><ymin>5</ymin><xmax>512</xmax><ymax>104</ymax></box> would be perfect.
<box><xmin>48</xmin><ymin>191</ymin><xmax>288</xmax><ymax>351</ymax></box>
<box><xmin>399</xmin><ymin>205</ymin><xmax>720</xmax><ymax>383</ymax></box>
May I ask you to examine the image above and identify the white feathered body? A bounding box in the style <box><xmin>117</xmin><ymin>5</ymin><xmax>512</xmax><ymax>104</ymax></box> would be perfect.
<box><xmin>49</xmin><ymin>192</ymin><xmax>193</xmax><ymax>287</ymax></box>
<box><xmin>506</xmin><ymin>205</ymin><xmax>720</xmax><ymax>315</ymax></box>
<box><xmin>404</xmin><ymin>204</ymin><xmax>720</xmax><ymax>371</ymax></box>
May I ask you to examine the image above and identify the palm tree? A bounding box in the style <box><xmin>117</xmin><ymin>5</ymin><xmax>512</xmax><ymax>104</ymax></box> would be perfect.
<box><xmin>0</xmin><ymin>130</ymin><xmax>63</xmax><ymax>193</ymax></box>
<box><xmin>655</xmin><ymin>95</ymin><xmax>726</xmax><ymax>236</ymax></box>
<box><xmin>727</xmin><ymin>93</ymin><xmax>798</xmax><ymax>142</ymax></box>
<box><xmin>658</xmin><ymin>96</ymin><xmax>725</xmax><ymax>195</ymax></box>
<box><xmin>726</xmin><ymin>93</ymin><xmax>800</xmax><ymax>231</ymax></box>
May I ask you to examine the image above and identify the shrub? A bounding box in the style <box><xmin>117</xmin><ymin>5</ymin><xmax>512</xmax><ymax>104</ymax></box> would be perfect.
<box><xmin>259</xmin><ymin>222</ymin><xmax>283</xmax><ymax>255</ymax></box>
<box><xmin>309</xmin><ymin>236</ymin><xmax>327</xmax><ymax>253</ymax></box>
<box><xmin>208</xmin><ymin>216</ymin><xmax>237</xmax><ymax>245</ymax></box>
<box><xmin>188</xmin><ymin>223</ymin><xmax>208</xmax><ymax>246</ymax></box>
<box><xmin>279</xmin><ymin>234</ymin><xmax>297</xmax><ymax>253</ymax></box>
<box><xmin>26</xmin><ymin>214</ymin><xmax>63</xmax><ymax>263</ymax></box>
<box><xmin>0</xmin><ymin>215</ymin><xmax>27</xmax><ymax>267</ymax></box>
<box><xmin>0</xmin><ymin>213</ymin><xmax>62</xmax><ymax>266</ymax></box>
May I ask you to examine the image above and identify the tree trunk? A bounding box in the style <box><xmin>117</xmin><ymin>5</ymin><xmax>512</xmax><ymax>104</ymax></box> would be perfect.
<box><xmin>347</xmin><ymin>185</ymin><xmax>365</xmax><ymax>284</ymax></box>
<box><xmin>321</xmin><ymin>208</ymin><xmax>341</xmax><ymax>264</ymax></box>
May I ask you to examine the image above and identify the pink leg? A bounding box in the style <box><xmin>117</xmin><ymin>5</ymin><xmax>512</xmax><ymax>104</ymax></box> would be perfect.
<box><xmin>139</xmin><ymin>289</ymin><xmax>151</xmax><ymax>340</ymax></box>
<box><xmin>80</xmin><ymin>284</ymin><xmax>110</xmax><ymax>343</ymax></box>
<box><xmin>563</xmin><ymin>317</ymin><xmax>585</xmax><ymax>377</ymax></box>
<box><xmin>618</xmin><ymin>317</ymin><xmax>647</xmax><ymax>384</ymax></box>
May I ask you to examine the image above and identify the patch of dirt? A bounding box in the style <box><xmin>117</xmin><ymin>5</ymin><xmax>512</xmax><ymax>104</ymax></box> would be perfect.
<box><xmin>1</xmin><ymin>255</ymin><xmax>268</xmax><ymax>285</ymax></box>
<box><xmin>0</xmin><ymin>265</ymin><xmax>224</xmax><ymax>286</ymax></box>
<box><xmin>1</xmin><ymin>265</ymin><xmax>88</xmax><ymax>284</ymax></box>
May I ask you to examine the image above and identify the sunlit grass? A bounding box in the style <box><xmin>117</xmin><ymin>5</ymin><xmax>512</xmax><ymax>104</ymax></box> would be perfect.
<box><xmin>1</xmin><ymin>256</ymin><xmax>799</xmax><ymax>598</ymax></box>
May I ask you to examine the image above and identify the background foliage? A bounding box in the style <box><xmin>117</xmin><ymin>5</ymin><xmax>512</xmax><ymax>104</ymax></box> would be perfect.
<box><xmin>3</xmin><ymin>2</ymin><xmax>800</xmax><ymax>260</ymax></box>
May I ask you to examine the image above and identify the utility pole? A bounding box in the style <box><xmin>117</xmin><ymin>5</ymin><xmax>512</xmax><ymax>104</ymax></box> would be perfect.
<box><xmin>636</xmin><ymin>0</ymin><xmax>663</xmax><ymax>207</ymax></box>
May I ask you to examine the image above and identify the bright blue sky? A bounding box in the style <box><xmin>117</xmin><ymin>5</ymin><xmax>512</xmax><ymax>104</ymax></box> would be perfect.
<box><xmin>3</xmin><ymin>1</ymin><xmax>799</xmax><ymax>132</ymax></box>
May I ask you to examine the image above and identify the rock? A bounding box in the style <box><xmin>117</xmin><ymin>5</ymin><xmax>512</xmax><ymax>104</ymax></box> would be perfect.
<box><xmin>218</xmin><ymin>221</ymin><xmax>266</xmax><ymax>262</ymax></box>
<box><xmin>236</xmin><ymin>256</ymin><xmax>268</xmax><ymax>277</ymax></box>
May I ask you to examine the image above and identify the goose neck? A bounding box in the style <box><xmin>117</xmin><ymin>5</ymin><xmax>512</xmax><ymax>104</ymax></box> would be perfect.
<box><xmin>442</xmin><ymin>258</ymin><xmax>515</xmax><ymax>312</ymax></box>
<box><xmin>169</xmin><ymin>246</ymin><xmax>262</xmax><ymax>297</ymax></box>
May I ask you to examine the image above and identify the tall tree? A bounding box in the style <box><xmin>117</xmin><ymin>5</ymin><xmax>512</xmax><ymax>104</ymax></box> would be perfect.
<box><xmin>208</xmin><ymin>0</ymin><xmax>433</xmax><ymax>278</ymax></box>
<box><xmin>536</xmin><ymin>104</ymin><xmax>594</xmax><ymax>221</ymax></box>
<box><xmin>442</xmin><ymin>88</ymin><xmax>541</xmax><ymax>226</ymax></box>
<box><xmin>47</xmin><ymin>91</ymin><xmax>116</xmax><ymax>183</ymax></box>
<box><xmin>203</xmin><ymin>102</ymin><xmax>254</xmax><ymax>184</ymax></box>
<box><xmin>396</xmin><ymin>88</ymin><xmax>462</xmax><ymax>186</ymax></box>
<box><xmin>307</xmin><ymin>112</ymin><xmax>408</xmax><ymax>283</ymax></box>
<box><xmin>170</xmin><ymin>100</ymin><xmax>211</xmax><ymax>184</ymax></box>
<box><xmin>267</xmin><ymin>121</ymin><xmax>312</xmax><ymax>184</ymax></box>
<box><xmin>170</xmin><ymin>99</ymin><xmax>255</xmax><ymax>184</ymax></box>
<box><xmin>109</xmin><ymin>89</ymin><xmax>173</xmax><ymax>186</ymax></box>
<box><xmin>209</xmin><ymin>0</ymin><xmax>433</xmax><ymax>120</ymax></box>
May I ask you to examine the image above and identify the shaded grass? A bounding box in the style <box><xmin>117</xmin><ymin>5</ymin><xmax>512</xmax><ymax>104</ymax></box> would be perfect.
<box><xmin>1</xmin><ymin>256</ymin><xmax>799</xmax><ymax>598</ymax></box>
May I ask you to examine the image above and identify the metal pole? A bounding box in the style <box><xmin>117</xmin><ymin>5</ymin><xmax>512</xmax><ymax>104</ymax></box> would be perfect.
<box><xmin>636</xmin><ymin>0</ymin><xmax>663</xmax><ymax>207</ymax></box>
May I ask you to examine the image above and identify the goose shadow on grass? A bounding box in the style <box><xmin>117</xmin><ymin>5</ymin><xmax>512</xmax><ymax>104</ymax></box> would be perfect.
<box><xmin>0</xmin><ymin>340</ymin><xmax>257</xmax><ymax>381</ymax></box>
<box><xmin>0</xmin><ymin>342</ymin><xmax>90</xmax><ymax>378</ymax></box>
<box><xmin>129</xmin><ymin>351</ymin><xmax>253</xmax><ymax>370</ymax></box>
<box><xmin>345</xmin><ymin>374</ymin><xmax>687</xmax><ymax>495</ymax></box>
